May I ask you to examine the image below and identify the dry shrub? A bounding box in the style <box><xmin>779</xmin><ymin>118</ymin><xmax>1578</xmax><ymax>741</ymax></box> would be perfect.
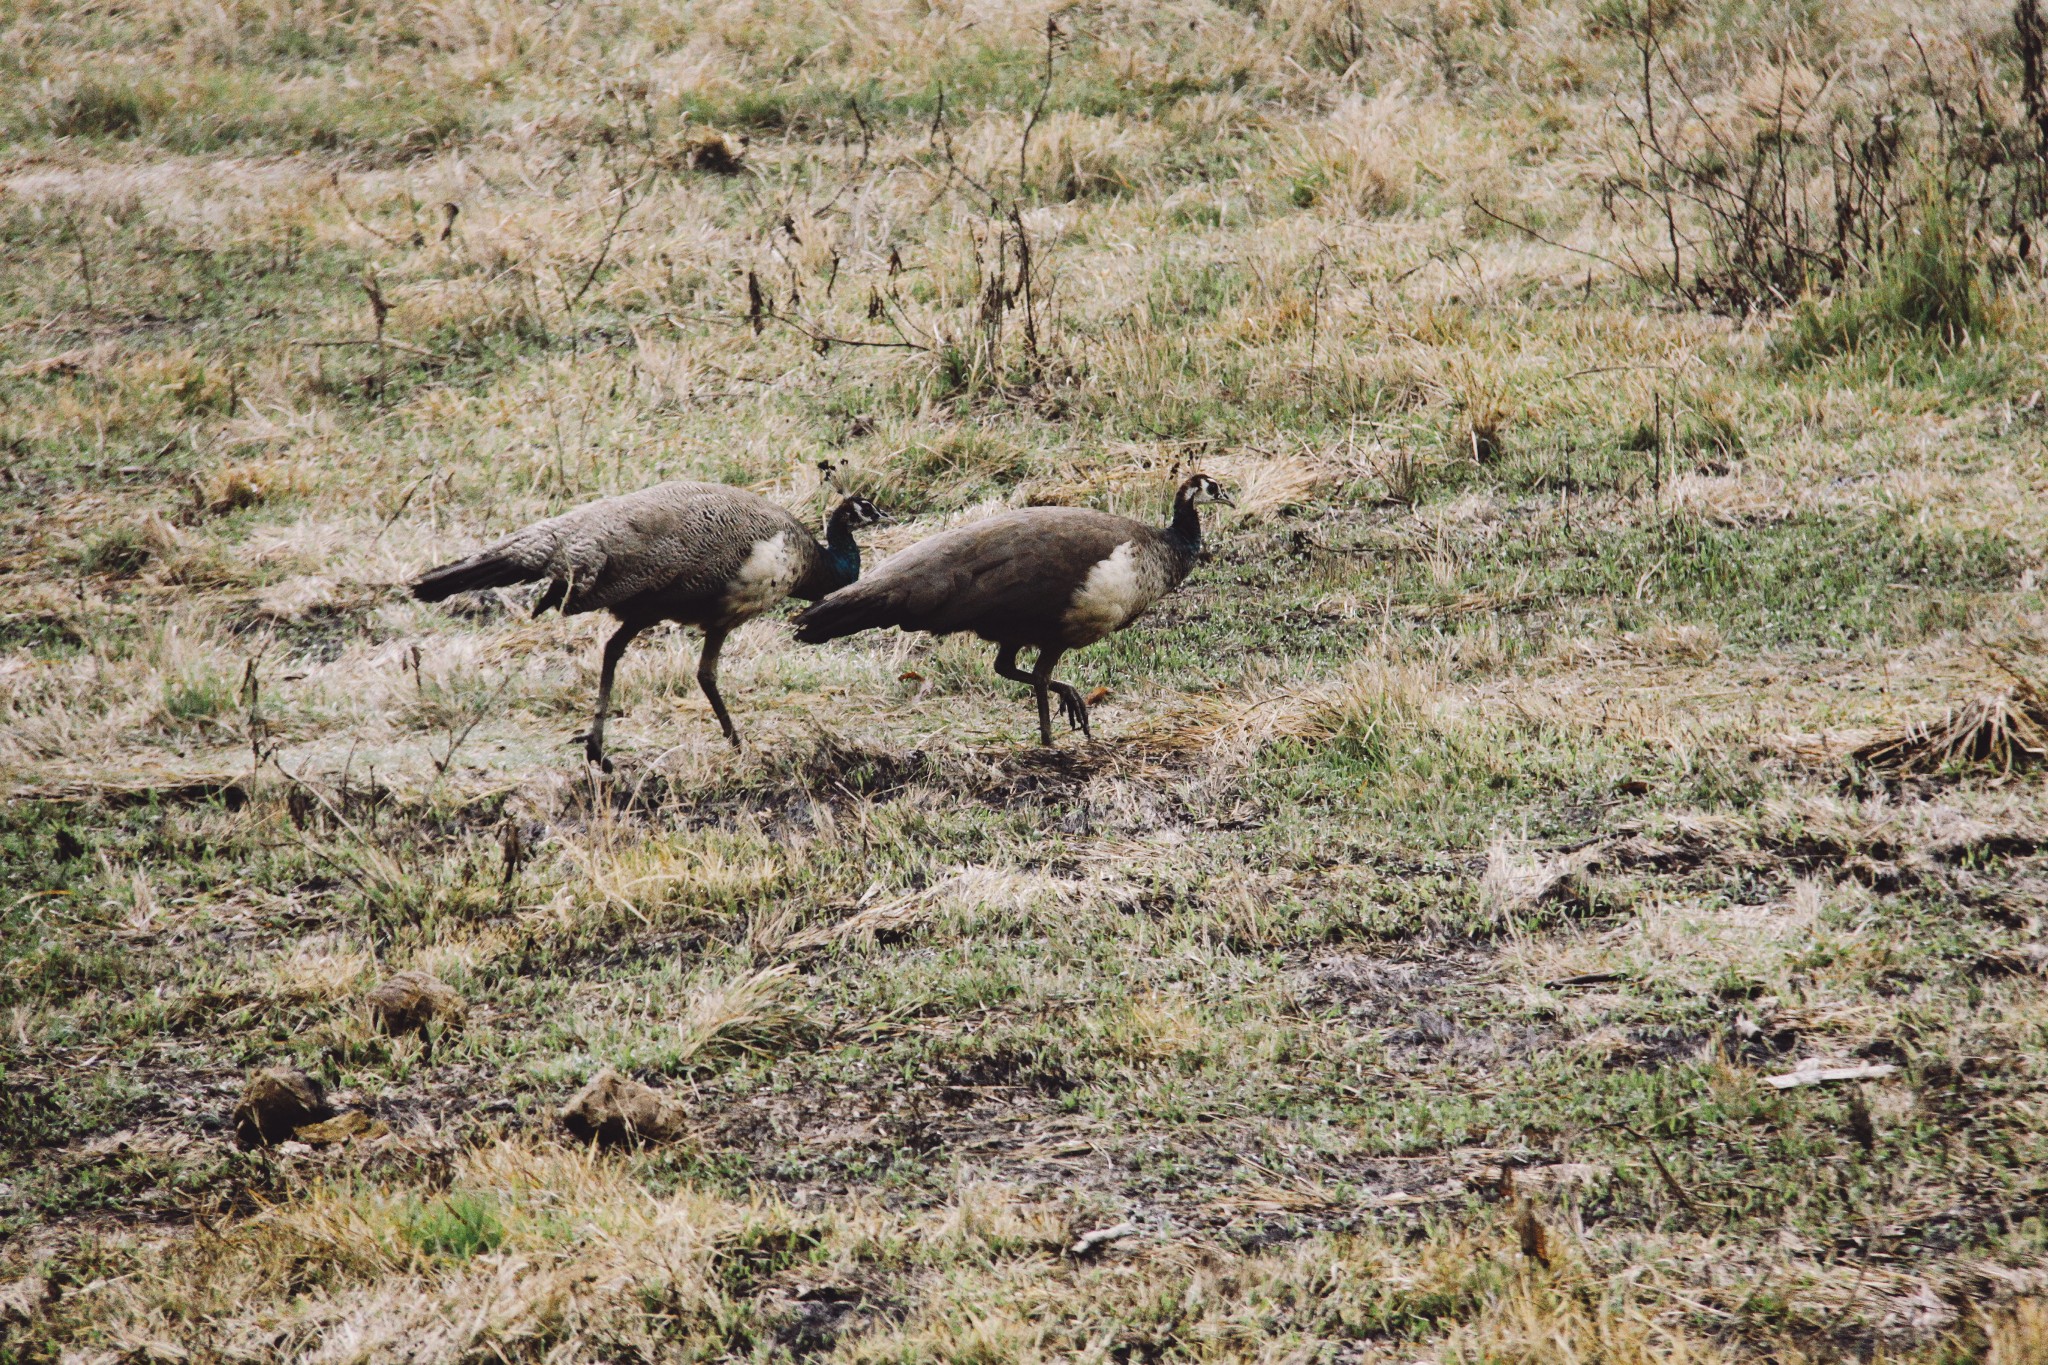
<box><xmin>112</xmin><ymin>349</ymin><xmax>238</xmax><ymax>414</ymax></box>
<box><xmin>1204</xmin><ymin>449</ymin><xmax>1335</xmax><ymax>518</ymax></box>
<box><xmin>1602</xmin><ymin>15</ymin><xmax>2035</xmax><ymax>324</ymax></box>
<box><xmin>921</xmin><ymin>1184</ymin><xmax>1067</xmax><ymax>1260</ymax></box>
<box><xmin>409</xmin><ymin>0</ymin><xmax>552</xmax><ymax>70</ymax></box>
<box><xmin>1165</xmin><ymin>92</ymin><xmax>1252</xmax><ymax>140</ymax></box>
<box><xmin>1851</xmin><ymin>673</ymin><xmax>2048</xmax><ymax>778</ymax></box>
<box><xmin>675</xmin><ymin>963</ymin><xmax>810</xmax><ymax>1064</ymax></box>
<box><xmin>1442</xmin><ymin>1259</ymin><xmax>1736</xmax><ymax>1365</ymax></box>
<box><xmin>672</xmin><ymin>128</ymin><xmax>749</xmax><ymax>175</ymax></box>
<box><xmin>1481</xmin><ymin>837</ymin><xmax>1604</xmax><ymax>920</ymax></box>
<box><xmin>1122</xmin><ymin>680</ymin><xmax>1335</xmax><ymax>756</ymax></box>
<box><xmin>1302</xmin><ymin>657</ymin><xmax>1443</xmax><ymax>765</ymax></box>
<box><xmin>1988</xmin><ymin>1296</ymin><xmax>2048</xmax><ymax>1365</ymax></box>
<box><xmin>1265</xmin><ymin>0</ymin><xmax>1375</xmax><ymax>75</ymax></box>
<box><xmin>1440</xmin><ymin>352</ymin><xmax>1514</xmax><ymax>462</ymax></box>
<box><xmin>266</xmin><ymin>944</ymin><xmax>376</xmax><ymax>1004</ymax></box>
<box><xmin>198</xmin><ymin>460</ymin><xmax>297</xmax><ymax>512</ymax></box>
<box><xmin>1025</xmin><ymin>112</ymin><xmax>1159</xmax><ymax>201</ymax></box>
<box><xmin>1739</xmin><ymin>61</ymin><xmax>1825</xmax><ymax>137</ymax></box>
<box><xmin>33</xmin><ymin>73</ymin><xmax>161</xmax><ymax>137</ymax></box>
<box><xmin>559</xmin><ymin>835</ymin><xmax>784</xmax><ymax>926</ymax></box>
<box><xmin>1226</xmin><ymin>289</ymin><xmax>1315</xmax><ymax>345</ymax></box>
<box><xmin>1455</xmin><ymin>403</ymin><xmax>1507</xmax><ymax>463</ymax></box>
<box><xmin>77</xmin><ymin>511</ymin><xmax>183</xmax><ymax>578</ymax></box>
<box><xmin>1292</xmin><ymin>87</ymin><xmax>1415</xmax><ymax>215</ymax></box>
<box><xmin>811</xmin><ymin>867</ymin><xmax>1081</xmax><ymax>949</ymax></box>
<box><xmin>5</xmin><ymin>345</ymin><xmax>111</xmax><ymax>379</ymax></box>
<box><xmin>1625</xmin><ymin>621</ymin><xmax>1723</xmax><ymax>662</ymax></box>
<box><xmin>402</xmin><ymin>272</ymin><xmax>548</xmax><ymax>347</ymax></box>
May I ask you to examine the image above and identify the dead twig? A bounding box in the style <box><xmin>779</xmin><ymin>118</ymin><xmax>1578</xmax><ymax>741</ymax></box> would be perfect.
<box><xmin>1019</xmin><ymin>17</ymin><xmax>1059</xmax><ymax>193</ymax></box>
<box><xmin>328</xmin><ymin>171</ymin><xmax>408</xmax><ymax>247</ymax></box>
<box><xmin>761</xmin><ymin>307</ymin><xmax>930</xmax><ymax>353</ymax></box>
<box><xmin>567</xmin><ymin>162</ymin><xmax>652</xmax><ymax>311</ymax></box>
<box><xmin>1467</xmin><ymin>201</ymin><xmax>1650</xmax><ymax>283</ymax></box>
<box><xmin>369</xmin><ymin>472</ymin><xmax>435</xmax><ymax>546</ymax></box>
<box><xmin>290</xmin><ymin>338</ymin><xmax>443</xmax><ymax>359</ymax></box>
<box><xmin>432</xmin><ymin>674</ymin><xmax>514</xmax><ymax>778</ymax></box>
<box><xmin>1603</xmin><ymin>1121</ymin><xmax>1709</xmax><ymax>1223</ymax></box>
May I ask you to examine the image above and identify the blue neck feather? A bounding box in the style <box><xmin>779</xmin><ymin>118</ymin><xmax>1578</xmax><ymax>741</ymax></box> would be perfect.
<box><xmin>1166</xmin><ymin>492</ymin><xmax>1202</xmax><ymax>562</ymax></box>
<box><xmin>824</xmin><ymin>511</ymin><xmax>862</xmax><ymax>588</ymax></box>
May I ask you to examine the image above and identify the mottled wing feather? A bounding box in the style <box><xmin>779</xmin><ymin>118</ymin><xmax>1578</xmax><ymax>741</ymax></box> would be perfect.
<box><xmin>548</xmin><ymin>484</ymin><xmax>813</xmax><ymax>616</ymax></box>
<box><xmin>800</xmin><ymin>508</ymin><xmax>1143</xmax><ymax>640</ymax></box>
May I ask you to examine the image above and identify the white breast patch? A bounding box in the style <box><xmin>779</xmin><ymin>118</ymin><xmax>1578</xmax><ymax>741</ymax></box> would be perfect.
<box><xmin>1063</xmin><ymin>540</ymin><xmax>1150</xmax><ymax>644</ymax></box>
<box><xmin>723</xmin><ymin>532</ymin><xmax>801</xmax><ymax>620</ymax></box>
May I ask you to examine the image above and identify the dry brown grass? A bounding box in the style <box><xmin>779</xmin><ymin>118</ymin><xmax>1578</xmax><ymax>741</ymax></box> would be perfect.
<box><xmin>1853</xmin><ymin>667</ymin><xmax>2048</xmax><ymax>778</ymax></box>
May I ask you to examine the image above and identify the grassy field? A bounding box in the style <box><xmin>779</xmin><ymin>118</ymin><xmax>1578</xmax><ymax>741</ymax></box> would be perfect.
<box><xmin>6</xmin><ymin>0</ymin><xmax>2048</xmax><ymax>1358</ymax></box>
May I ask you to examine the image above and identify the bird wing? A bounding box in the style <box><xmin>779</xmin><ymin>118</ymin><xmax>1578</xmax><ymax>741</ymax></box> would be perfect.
<box><xmin>549</xmin><ymin>484</ymin><xmax>811</xmax><ymax>615</ymax></box>
<box><xmin>796</xmin><ymin>508</ymin><xmax>1142</xmax><ymax>641</ymax></box>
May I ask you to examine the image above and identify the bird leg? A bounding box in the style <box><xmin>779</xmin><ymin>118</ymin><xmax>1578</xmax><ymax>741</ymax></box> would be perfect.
<box><xmin>1030</xmin><ymin>647</ymin><xmax>1077</xmax><ymax>747</ymax></box>
<box><xmin>1052</xmin><ymin>680</ymin><xmax>1091</xmax><ymax>740</ymax></box>
<box><xmin>696</xmin><ymin>626</ymin><xmax>741</xmax><ymax>749</ymax></box>
<box><xmin>1032</xmin><ymin>648</ymin><xmax>1090</xmax><ymax>742</ymax></box>
<box><xmin>585</xmin><ymin>620</ymin><xmax>647</xmax><ymax>772</ymax></box>
<box><xmin>991</xmin><ymin>644</ymin><xmax>1050</xmax><ymax>745</ymax></box>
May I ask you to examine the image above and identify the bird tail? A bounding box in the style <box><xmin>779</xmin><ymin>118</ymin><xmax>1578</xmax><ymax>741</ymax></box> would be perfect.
<box><xmin>411</xmin><ymin>543</ymin><xmax>548</xmax><ymax>603</ymax></box>
<box><xmin>792</xmin><ymin>583</ymin><xmax>896</xmax><ymax>643</ymax></box>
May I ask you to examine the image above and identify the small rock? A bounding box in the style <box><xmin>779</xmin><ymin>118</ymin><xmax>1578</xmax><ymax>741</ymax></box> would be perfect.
<box><xmin>559</xmin><ymin>1067</ymin><xmax>681</xmax><ymax>1147</ymax></box>
<box><xmin>365</xmin><ymin>970</ymin><xmax>466</xmax><ymax>1037</ymax></box>
<box><xmin>232</xmin><ymin>1066</ymin><xmax>334</xmax><ymax>1148</ymax></box>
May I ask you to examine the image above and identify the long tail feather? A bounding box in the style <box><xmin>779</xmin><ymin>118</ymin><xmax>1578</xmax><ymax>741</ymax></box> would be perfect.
<box><xmin>792</xmin><ymin>587</ymin><xmax>894</xmax><ymax>643</ymax></box>
<box><xmin>411</xmin><ymin>550</ymin><xmax>545</xmax><ymax>603</ymax></box>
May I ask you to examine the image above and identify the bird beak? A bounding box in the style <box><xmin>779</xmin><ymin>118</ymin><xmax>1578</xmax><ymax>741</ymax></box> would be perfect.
<box><xmin>1216</xmin><ymin>489</ymin><xmax>1237</xmax><ymax>508</ymax></box>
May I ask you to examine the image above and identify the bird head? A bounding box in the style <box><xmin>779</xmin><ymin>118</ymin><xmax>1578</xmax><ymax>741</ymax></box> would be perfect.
<box><xmin>821</xmin><ymin>493</ymin><xmax>887</xmax><ymax>588</ymax></box>
<box><xmin>1178</xmin><ymin>472</ymin><xmax>1236</xmax><ymax>509</ymax></box>
<box><xmin>835</xmin><ymin>494</ymin><xmax>889</xmax><ymax>529</ymax></box>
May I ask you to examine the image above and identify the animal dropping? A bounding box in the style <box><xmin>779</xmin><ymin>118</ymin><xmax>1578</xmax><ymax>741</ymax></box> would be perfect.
<box><xmin>559</xmin><ymin>1067</ymin><xmax>682</xmax><ymax>1146</ymax></box>
<box><xmin>232</xmin><ymin>1066</ymin><xmax>334</xmax><ymax>1148</ymax></box>
<box><xmin>794</xmin><ymin>474</ymin><xmax>1233</xmax><ymax>745</ymax></box>
<box><xmin>365</xmin><ymin>970</ymin><xmax>465</xmax><ymax>1038</ymax></box>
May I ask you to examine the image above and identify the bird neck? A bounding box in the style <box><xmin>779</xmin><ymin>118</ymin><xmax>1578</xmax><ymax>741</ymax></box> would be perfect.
<box><xmin>1164</xmin><ymin>492</ymin><xmax>1203</xmax><ymax>565</ymax></box>
<box><xmin>822</xmin><ymin>508</ymin><xmax>862</xmax><ymax>589</ymax></box>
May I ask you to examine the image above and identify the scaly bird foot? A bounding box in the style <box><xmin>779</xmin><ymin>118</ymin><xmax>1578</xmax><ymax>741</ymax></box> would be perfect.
<box><xmin>1053</xmin><ymin>684</ymin><xmax>1092</xmax><ymax>739</ymax></box>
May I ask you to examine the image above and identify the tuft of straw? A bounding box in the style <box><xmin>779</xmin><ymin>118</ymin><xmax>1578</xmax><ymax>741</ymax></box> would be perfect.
<box><xmin>674</xmin><ymin>963</ymin><xmax>809</xmax><ymax>1063</ymax></box>
<box><xmin>1851</xmin><ymin>669</ymin><xmax>2048</xmax><ymax>778</ymax></box>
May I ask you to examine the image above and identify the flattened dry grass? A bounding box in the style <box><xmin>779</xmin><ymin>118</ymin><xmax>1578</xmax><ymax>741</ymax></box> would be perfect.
<box><xmin>1853</xmin><ymin>665</ymin><xmax>2048</xmax><ymax>779</ymax></box>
